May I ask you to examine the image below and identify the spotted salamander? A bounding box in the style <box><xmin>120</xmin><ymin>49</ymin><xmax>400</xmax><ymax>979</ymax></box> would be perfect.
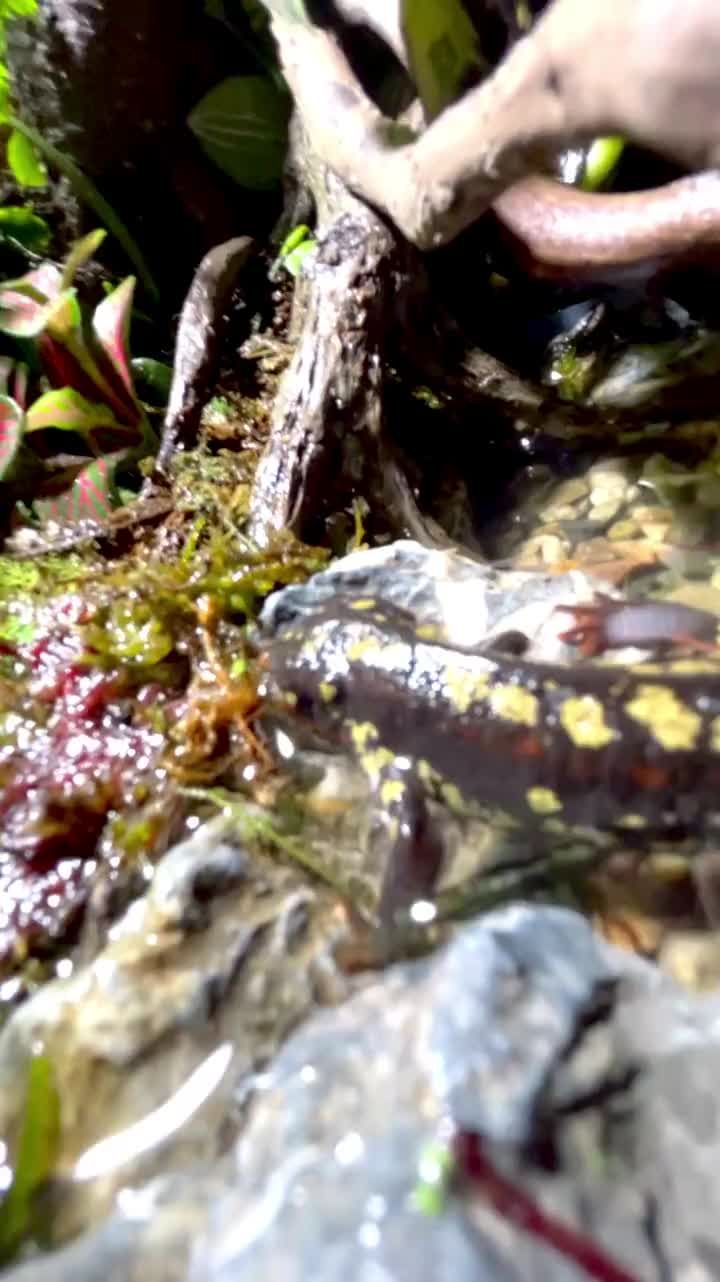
<box><xmin>262</xmin><ymin>596</ymin><xmax>720</xmax><ymax>923</ymax></box>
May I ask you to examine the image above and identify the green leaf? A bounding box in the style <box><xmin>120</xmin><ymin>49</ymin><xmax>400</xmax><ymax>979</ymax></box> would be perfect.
<box><xmin>4</xmin><ymin>114</ymin><xmax>159</xmax><ymax>301</ymax></box>
<box><xmin>399</xmin><ymin>0</ymin><xmax>485</xmax><ymax>121</ymax></box>
<box><xmin>131</xmin><ymin>356</ymin><xmax>173</xmax><ymax>404</ymax></box>
<box><xmin>278</xmin><ymin>223</ymin><xmax>311</xmax><ymax>257</ymax></box>
<box><xmin>25</xmin><ymin>387</ymin><xmax>125</xmax><ymax>435</ymax></box>
<box><xmin>0</xmin><ymin>1054</ymin><xmax>59</xmax><ymax>1265</ymax></box>
<box><xmin>6</xmin><ymin>128</ymin><xmax>47</xmax><ymax>187</ymax></box>
<box><xmin>580</xmin><ymin>136</ymin><xmax>625</xmax><ymax>192</ymax></box>
<box><xmin>0</xmin><ymin>394</ymin><xmax>24</xmax><ymax>480</ymax></box>
<box><xmin>92</xmin><ymin>276</ymin><xmax>138</xmax><ymax>402</ymax></box>
<box><xmin>0</xmin><ymin>206</ymin><xmax>50</xmax><ymax>253</ymax></box>
<box><xmin>188</xmin><ymin>75</ymin><xmax>289</xmax><ymax>190</ymax></box>
<box><xmin>60</xmin><ymin>227</ymin><xmax>106</xmax><ymax>290</ymax></box>
<box><xmin>411</xmin><ymin>1141</ymin><xmax>454</xmax><ymax>1217</ymax></box>
<box><xmin>35</xmin><ymin>457</ymin><xmax>117</xmax><ymax>524</ymax></box>
<box><xmin>0</xmin><ymin>0</ymin><xmax>38</xmax><ymax>20</ymax></box>
<box><xmin>283</xmin><ymin>239</ymin><xmax>316</xmax><ymax>277</ymax></box>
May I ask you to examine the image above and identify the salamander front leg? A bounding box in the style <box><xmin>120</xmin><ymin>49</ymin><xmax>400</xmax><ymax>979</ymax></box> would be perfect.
<box><xmin>368</xmin><ymin>763</ymin><xmax>446</xmax><ymax>930</ymax></box>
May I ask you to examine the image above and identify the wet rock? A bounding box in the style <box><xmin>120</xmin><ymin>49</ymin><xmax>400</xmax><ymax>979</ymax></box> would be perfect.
<box><xmin>0</xmin><ymin>816</ymin><xmax>352</xmax><ymax>1242</ymax></box>
<box><xmin>188</xmin><ymin>905</ymin><xmax>720</xmax><ymax>1282</ymax></box>
<box><xmin>259</xmin><ymin>539</ymin><xmax>602</xmax><ymax>658</ymax></box>
<box><xmin>13</xmin><ymin>906</ymin><xmax>720</xmax><ymax>1281</ymax></box>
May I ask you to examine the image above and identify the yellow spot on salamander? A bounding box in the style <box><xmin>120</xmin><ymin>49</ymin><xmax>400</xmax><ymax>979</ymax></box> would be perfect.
<box><xmin>559</xmin><ymin>695</ymin><xmax>616</xmax><ymax>749</ymax></box>
<box><xmin>667</xmin><ymin>659</ymin><xmax>720</xmax><ymax>675</ymax></box>
<box><xmin>347</xmin><ymin>635</ymin><xmax>383</xmax><ymax>662</ymax></box>
<box><xmin>347</xmin><ymin>637</ymin><xmax>411</xmax><ymax>670</ymax></box>
<box><xmin>542</xmin><ymin>817</ymin><xmax>570</xmax><ymax>835</ymax></box>
<box><xmin>616</xmin><ymin>814</ymin><xmax>648</xmax><ymax>830</ymax></box>
<box><xmin>349</xmin><ymin>598</ymin><xmax>377</xmax><ymax>610</ymax></box>
<box><xmin>361</xmin><ymin>746</ymin><xmax>396</xmax><ymax>781</ymax></box>
<box><xmin>318</xmin><ymin>681</ymin><xmax>337</xmax><ymax>703</ymax></box>
<box><xmin>440</xmin><ymin>781</ymin><xmax>465</xmax><ymax>814</ymax></box>
<box><xmin>417</xmin><ymin>759</ymin><xmax>436</xmax><ymax>783</ymax></box>
<box><xmin>416</xmin><ymin>623</ymin><xmax>441</xmax><ymax>641</ymax></box>
<box><xmin>711</xmin><ymin>716</ymin><xmax>720</xmax><ymax>753</ymax></box>
<box><xmin>280</xmin><ymin>690</ymin><xmax>297</xmax><ymax>708</ymax></box>
<box><xmin>350</xmin><ymin>721</ymin><xmax>378</xmax><ymax>751</ymax></box>
<box><xmin>489</xmin><ymin>683</ymin><xmax>539</xmax><ymax>727</ymax></box>
<box><xmin>527</xmin><ymin>786</ymin><xmax>563</xmax><ymax>815</ymax></box>
<box><xmin>443</xmin><ymin>666</ymin><xmax>490</xmax><ymax>714</ymax></box>
<box><xmin>625</xmin><ymin>683</ymin><xmax>701</xmax><ymax>751</ymax></box>
<box><xmin>380</xmin><ymin>778</ymin><xmax>405</xmax><ymax>807</ymax></box>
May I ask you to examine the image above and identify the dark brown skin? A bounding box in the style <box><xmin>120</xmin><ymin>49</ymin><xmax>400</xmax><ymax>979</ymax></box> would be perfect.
<box><xmin>492</xmin><ymin>170</ymin><xmax>720</xmax><ymax>280</ymax></box>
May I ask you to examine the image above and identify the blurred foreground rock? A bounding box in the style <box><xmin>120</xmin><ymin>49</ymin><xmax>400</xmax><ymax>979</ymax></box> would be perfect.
<box><xmin>6</xmin><ymin>903</ymin><xmax>720</xmax><ymax>1281</ymax></box>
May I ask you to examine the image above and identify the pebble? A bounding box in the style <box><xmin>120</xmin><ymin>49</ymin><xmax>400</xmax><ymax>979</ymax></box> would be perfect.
<box><xmin>538</xmin><ymin>503</ymin><xmax>581</xmax><ymax>522</ymax></box>
<box><xmin>607</xmin><ymin>519</ymin><xmax>639</xmax><ymax>541</ymax></box>
<box><xmin>540</xmin><ymin>477</ymin><xmax>589</xmax><ymax>508</ymax></box>
<box><xmin>517</xmin><ymin>533</ymin><xmax>570</xmax><ymax>566</ymax></box>
<box><xmin>660</xmin><ymin>933</ymin><xmax>720</xmax><ymax>991</ymax></box>
<box><xmin>696</xmin><ymin>476</ymin><xmax>720</xmax><ymax>509</ymax></box>
<box><xmin>587</xmin><ymin>499</ymin><xmax>621</xmax><ymax>524</ymax></box>
<box><xmin>660</xmin><ymin>582</ymin><xmax>720</xmax><ymax>614</ymax></box>
<box><xmin>631</xmin><ymin>506</ymin><xmax>673</xmax><ymax>525</ymax></box>
<box><xmin>586</xmin><ymin>458</ymin><xmax>631</xmax><ymax>483</ymax></box>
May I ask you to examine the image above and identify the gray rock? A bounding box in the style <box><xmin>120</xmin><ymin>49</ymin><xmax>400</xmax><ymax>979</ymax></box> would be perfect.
<box><xmin>8</xmin><ymin>902</ymin><xmax>720</xmax><ymax>1281</ymax></box>
<box><xmin>259</xmin><ymin>539</ymin><xmax>606</xmax><ymax>659</ymax></box>
<box><xmin>0</xmin><ymin>815</ymin><xmax>352</xmax><ymax>1243</ymax></box>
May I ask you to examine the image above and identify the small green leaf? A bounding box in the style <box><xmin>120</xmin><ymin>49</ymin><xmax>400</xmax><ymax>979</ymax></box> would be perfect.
<box><xmin>0</xmin><ymin>206</ymin><xmax>50</xmax><ymax>253</ymax></box>
<box><xmin>283</xmin><ymin>239</ymin><xmax>316</xmax><ymax>277</ymax></box>
<box><xmin>580</xmin><ymin>136</ymin><xmax>625</xmax><ymax>192</ymax></box>
<box><xmin>6</xmin><ymin>128</ymin><xmax>47</xmax><ymax>188</ymax></box>
<box><xmin>0</xmin><ymin>0</ymin><xmax>38</xmax><ymax>21</ymax></box>
<box><xmin>0</xmin><ymin>395</ymin><xmax>24</xmax><ymax>480</ymax></box>
<box><xmin>411</xmin><ymin>1141</ymin><xmax>454</xmax><ymax>1217</ymax></box>
<box><xmin>25</xmin><ymin>387</ymin><xmax>124</xmax><ymax>435</ymax></box>
<box><xmin>278</xmin><ymin>224</ymin><xmax>311</xmax><ymax>257</ymax></box>
<box><xmin>35</xmin><ymin>457</ymin><xmax>117</xmax><ymax>524</ymax></box>
<box><xmin>188</xmin><ymin>75</ymin><xmax>289</xmax><ymax>190</ymax></box>
<box><xmin>0</xmin><ymin>1053</ymin><xmax>59</xmax><ymax>1265</ymax></box>
<box><xmin>131</xmin><ymin>357</ymin><xmax>173</xmax><ymax>404</ymax></box>
<box><xmin>400</xmin><ymin>0</ymin><xmax>486</xmax><ymax>121</ymax></box>
<box><xmin>60</xmin><ymin>228</ymin><xmax>106</xmax><ymax>290</ymax></box>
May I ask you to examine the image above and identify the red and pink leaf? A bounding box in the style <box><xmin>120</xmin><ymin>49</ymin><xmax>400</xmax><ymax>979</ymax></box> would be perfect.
<box><xmin>92</xmin><ymin>277</ymin><xmax>139</xmax><ymax>406</ymax></box>
<box><xmin>44</xmin><ymin>289</ymin><xmax>138</xmax><ymax>425</ymax></box>
<box><xmin>0</xmin><ymin>263</ymin><xmax>62</xmax><ymax>336</ymax></box>
<box><xmin>34</xmin><ymin>457</ymin><xmax>117</xmax><ymax>524</ymax></box>
<box><xmin>12</xmin><ymin>363</ymin><xmax>28</xmax><ymax>411</ymax></box>
<box><xmin>0</xmin><ymin>396</ymin><xmax>24</xmax><ymax>481</ymax></box>
<box><xmin>0</xmin><ymin>357</ymin><xmax>13</xmax><ymax>396</ymax></box>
